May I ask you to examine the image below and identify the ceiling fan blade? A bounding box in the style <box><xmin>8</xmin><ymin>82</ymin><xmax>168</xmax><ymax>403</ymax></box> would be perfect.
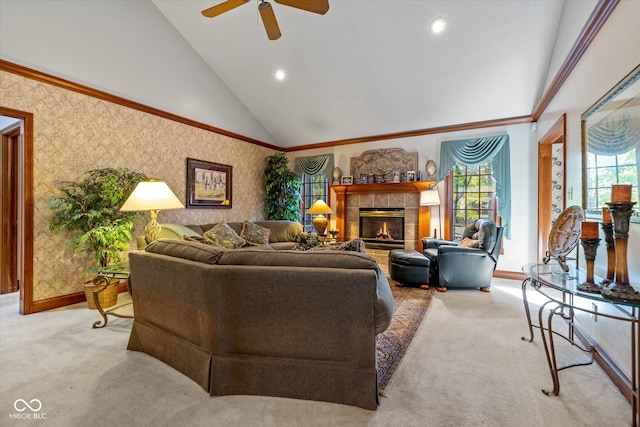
<box><xmin>274</xmin><ymin>0</ymin><xmax>329</xmax><ymax>15</ymax></box>
<box><xmin>259</xmin><ymin>2</ymin><xmax>281</xmax><ymax>40</ymax></box>
<box><xmin>201</xmin><ymin>0</ymin><xmax>250</xmax><ymax>18</ymax></box>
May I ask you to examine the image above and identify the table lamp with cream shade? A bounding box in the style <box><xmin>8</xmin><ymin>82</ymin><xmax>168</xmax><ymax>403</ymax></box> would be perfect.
<box><xmin>120</xmin><ymin>180</ymin><xmax>184</xmax><ymax>244</ymax></box>
<box><xmin>420</xmin><ymin>188</ymin><xmax>441</xmax><ymax>239</ymax></box>
<box><xmin>307</xmin><ymin>199</ymin><xmax>334</xmax><ymax>236</ymax></box>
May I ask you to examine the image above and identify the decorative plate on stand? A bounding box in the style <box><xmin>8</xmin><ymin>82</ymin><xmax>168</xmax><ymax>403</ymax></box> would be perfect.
<box><xmin>542</xmin><ymin>205</ymin><xmax>584</xmax><ymax>272</ymax></box>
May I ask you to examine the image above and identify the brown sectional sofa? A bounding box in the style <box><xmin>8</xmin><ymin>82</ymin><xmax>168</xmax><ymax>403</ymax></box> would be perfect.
<box><xmin>157</xmin><ymin>220</ymin><xmax>303</xmax><ymax>250</ymax></box>
<box><xmin>127</xmin><ymin>238</ymin><xmax>395</xmax><ymax>410</ymax></box>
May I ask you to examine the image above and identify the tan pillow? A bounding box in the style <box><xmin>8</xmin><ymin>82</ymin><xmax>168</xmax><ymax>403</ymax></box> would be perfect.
<box><xmin>240</xmin><ymin>221</ymin><xmax>271</xmax><ymax>246</ymax></box>
<box><xmin>203</xmin><ymin>221</ymin><xmax>246</xmax><ymax>249</ymax></box>
<box><xmin>459</xmin><ymin>237</ymin><xmax>480</xmax><ymax>248</ymax></box>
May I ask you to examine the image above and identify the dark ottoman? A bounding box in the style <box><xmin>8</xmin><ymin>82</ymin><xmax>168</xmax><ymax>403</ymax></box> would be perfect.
<box><xmin>388</xmin><ymin>249</ymin><xmax>430</xmax><ymax>289</ymax></box>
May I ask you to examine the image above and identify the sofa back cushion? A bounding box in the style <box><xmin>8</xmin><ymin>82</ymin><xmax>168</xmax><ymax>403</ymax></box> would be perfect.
<box><xmin>254</xmin><ymin>221</ymin><xmax>302</xmax><ymax>243</ymax></box>
<box><xmin>145</xmin><ymin>239</ymin><xmax>226</xmax><ymax>264</ymax></box>
<box><xmin>194</xmin><ymin>221</ymin><xmax>302</xmax><ymax>243</ymax></box>
<box><xmin>218</xmin><ymin>248</ymin><xmax>378</xmax><ymax>271</ymax></box>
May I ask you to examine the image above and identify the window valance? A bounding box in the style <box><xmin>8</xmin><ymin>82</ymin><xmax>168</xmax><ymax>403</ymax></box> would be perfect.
<box><xmin>587</xmin><ymin>116</ymin><xmax>640</xmax><ymax>156</ymax></box>
<box><xmin>294</xmin><ymin>154</ymin><xmax>334</xmax><ymax>177</ymax></box>
<box><xmin>439</xmin><ymin>135</ymin><xmax>511</xmax><ymax>239</ymax></box>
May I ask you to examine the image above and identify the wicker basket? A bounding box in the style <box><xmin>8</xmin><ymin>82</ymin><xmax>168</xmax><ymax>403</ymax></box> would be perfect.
<box><xmin>84</xmin><ymin>278</ymin><xmax>120</xmax><ymax>310</ymax></box>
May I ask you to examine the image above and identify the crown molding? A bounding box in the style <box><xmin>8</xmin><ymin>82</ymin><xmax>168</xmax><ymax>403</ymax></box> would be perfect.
<box><xmin>532</xmin><ymin>0</ymin><xmax>619</xmax><ymax>120</ymax></box>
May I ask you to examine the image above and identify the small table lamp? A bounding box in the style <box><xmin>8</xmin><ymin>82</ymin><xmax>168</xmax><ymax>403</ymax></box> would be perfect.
<box><xmin>120</xmin><ymin>180</ymin><xmax>184</xmax><ymax>243</ymax></box>
<box><xmin>307</xmin><ymin>199</ymin><xmax>334</xmax><ymax>236</ymax></box>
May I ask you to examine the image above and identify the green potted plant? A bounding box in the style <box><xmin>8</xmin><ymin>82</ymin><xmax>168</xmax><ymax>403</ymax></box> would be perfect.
<box><xmin>263</xmin><ymin>152</ymin><xmax>301</xmax><ymax>221</ymax></box>
<box><xmin>48</xmin><ymin>168</ymin><xmax>147</xmax><ymax>307</ymax></box>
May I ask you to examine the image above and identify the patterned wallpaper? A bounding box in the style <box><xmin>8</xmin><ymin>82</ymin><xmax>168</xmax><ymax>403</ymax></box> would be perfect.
<box><xmin>1</xmin><ymin>71</ymin><xmax>275</xmax><ymax>300</ymax></box>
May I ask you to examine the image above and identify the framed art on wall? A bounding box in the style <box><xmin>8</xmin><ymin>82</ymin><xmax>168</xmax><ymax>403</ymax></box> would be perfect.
<box><xmin>186</xmin><ymin>158</ymin><xmax>232</xmax><ymax>208</ymax></box>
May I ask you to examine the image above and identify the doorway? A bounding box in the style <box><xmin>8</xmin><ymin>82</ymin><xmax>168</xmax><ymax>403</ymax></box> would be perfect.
<box><xmin>0</xmin><ymin>107</ymin><xmax>33</xmax><ymax>314</ymax></box>
<box><xmin>537</xmin><ymin>114</ymin><xmax>567</xmax><ymax>260</ymax></box>
<box><xmin>1</xmin><ymin>118</ymin><xmax>20</xmax><ymax>294</ymax></box>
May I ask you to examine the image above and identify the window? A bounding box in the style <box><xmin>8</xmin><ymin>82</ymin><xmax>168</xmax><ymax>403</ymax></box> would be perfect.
<box><xmin>450</xmin><ymin>162</ymin><xmax>497</xmax><ymax>239</ymax></box>
<box><xmin>300</xmin><ymin>173</ymin><xmax>329</xmax><ymax>233</ymax></box>
<box><xmin>585</xmin><ymin>149</ymin><xmax>638</xmax><ymax>208</ymax></box>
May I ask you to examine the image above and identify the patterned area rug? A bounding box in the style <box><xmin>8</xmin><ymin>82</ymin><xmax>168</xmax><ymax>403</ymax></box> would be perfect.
<box><xmin>377</xmin><ymin>285</ymin><xmax>436</xmax><ymax>390</ymax></box>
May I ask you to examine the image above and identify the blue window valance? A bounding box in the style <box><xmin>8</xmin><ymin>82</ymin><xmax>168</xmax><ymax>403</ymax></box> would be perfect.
<box><xmin>294</xmin><ymin>154</ymin><xmax>334</xmax><ymax>177</ymax></box>
<box><xmin>587</xmin><ymin>116</ymin><xmax>640</xmax><ymax>156</ymax></box>
<box><xmin>439</xmin><ymin>135</ymin><xmax>511</xmax><ymax>239</ymax></box>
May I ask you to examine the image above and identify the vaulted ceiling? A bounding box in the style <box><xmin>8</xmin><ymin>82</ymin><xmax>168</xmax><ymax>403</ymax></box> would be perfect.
<box><xmin>152</xmin><ymin>0</ymin><xmax>567</xmax><ymax>148</ymax></box>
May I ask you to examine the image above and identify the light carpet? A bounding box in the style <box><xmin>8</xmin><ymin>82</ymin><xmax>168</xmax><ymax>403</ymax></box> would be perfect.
<box><xmin>0</xmin><ymin>278</ymin><xmax>632</xmax><ymax>426</ymax></box>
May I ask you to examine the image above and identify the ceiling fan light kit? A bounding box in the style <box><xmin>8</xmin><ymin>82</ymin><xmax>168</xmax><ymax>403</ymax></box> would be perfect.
<box><xmin>202</xmin><ymin>0</ymin><xmax>329</xmax><ymax>40</ymax></box>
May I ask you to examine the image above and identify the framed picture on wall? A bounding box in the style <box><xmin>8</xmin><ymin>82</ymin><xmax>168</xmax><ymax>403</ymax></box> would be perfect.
<box><xmin>186</xmin><ymin>158</ymin><xmax>232</xmax><ymax>209</ymax></box>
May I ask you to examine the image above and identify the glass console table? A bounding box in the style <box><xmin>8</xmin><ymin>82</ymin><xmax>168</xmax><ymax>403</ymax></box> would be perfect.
<box><xmin>522</xmin><ymin>262</ymin><xmax>640</xmax><ymax>427</ymax></box>
<box><xmin>87</xmin><ymin>267</ymin><xmax>133</xmax><ymax>329</ymax></box>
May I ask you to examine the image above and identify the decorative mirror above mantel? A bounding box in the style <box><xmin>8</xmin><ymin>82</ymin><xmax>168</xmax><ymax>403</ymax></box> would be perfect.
<box><xmin>582</xmin><ymin>63</ymin><xmax>640</xmax><ymax>224</ymax></box>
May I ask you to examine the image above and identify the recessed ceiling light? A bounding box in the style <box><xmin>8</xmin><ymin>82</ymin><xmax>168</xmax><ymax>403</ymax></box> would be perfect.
<box><xmin>275</xmin><ymin>69</ymin><xmax>286</xmax><ymax>81</ymax></box>
<box><xmin>431</xmin><ymin>17</ymin><xmax>446</xmax><ymax>34</ymax></box>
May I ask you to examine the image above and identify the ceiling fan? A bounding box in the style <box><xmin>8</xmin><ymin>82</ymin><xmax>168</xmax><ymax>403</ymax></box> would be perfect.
<box><xmin>201</xmin><ymin>0</ymin><xmax>330</xmax><ymax>40</ymax></box>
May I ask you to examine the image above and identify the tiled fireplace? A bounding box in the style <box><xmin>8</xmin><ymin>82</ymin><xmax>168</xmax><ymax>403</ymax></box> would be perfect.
<box><xmin>331</xmin><ymin>181</ymin><xmax>434</xmax><ymax>274</ymax></box>
<box><xmin>359</xmin><ymin>207</ymin><xmax>405</xmax><ymax>249</ymax></box>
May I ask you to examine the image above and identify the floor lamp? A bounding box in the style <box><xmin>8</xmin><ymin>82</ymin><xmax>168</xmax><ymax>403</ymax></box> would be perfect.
<box><xmin>420</xmin><ymin>188</ymin><xmax>441</xmax><ymax>239</ymax></box>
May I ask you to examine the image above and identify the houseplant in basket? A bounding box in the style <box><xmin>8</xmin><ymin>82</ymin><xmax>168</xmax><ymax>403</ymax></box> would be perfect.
<box><xmin>48</xmin><ymin>168</ymin><xmax>147</xmax><ymax>308</ymax></box>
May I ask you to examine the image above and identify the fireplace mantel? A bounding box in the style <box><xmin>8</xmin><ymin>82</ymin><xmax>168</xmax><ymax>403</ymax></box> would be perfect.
<box><xmin>331</xmin><ymin>180</ymin><xmax>436</xmax><ymax>249</ymax></box>
<box><xmin>331</xmin><ymin>181</ymin><xmax>433</xmax><ymax>195</ymax></box>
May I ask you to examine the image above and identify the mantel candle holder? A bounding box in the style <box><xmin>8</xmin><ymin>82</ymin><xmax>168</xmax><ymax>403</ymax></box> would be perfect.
<box><xmin>601</xmin><ymin>201</ymin><xmax>639</xmax><ymax>303</ymax></box>
<box><xmin>577</xmin><ymin>238</ymin><xmax>601</xmax><ymax>293</ymax></box>
<box><xmin>600</xmin><ymin>222</ymin><xmax>615</xmax><ymax>286</ymax></box>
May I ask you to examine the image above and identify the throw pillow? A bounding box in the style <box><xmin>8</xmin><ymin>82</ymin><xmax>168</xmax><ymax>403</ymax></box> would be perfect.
<box><xmin>459</xmin><ymin>237</ymin><xmax>480</xmax><ymax>248</ymax></box>
<box><xmin>310</xmin><ymin>238</ymin><xmax>367</xmax><ymax>253</ymax></box>
<box><xmin>293</xmin><ymin>232</ymin><xmax>322</xmax><ymax>251</ymax></box>
<box><xmin>240</xmin><ymin>221</ymin><xmax>271</xmax><ymax>246</ymax></box>
<box><xmin>203</xmin><ymin>221</ymin><xmax>246</xmax><ymax>249</ymax></box>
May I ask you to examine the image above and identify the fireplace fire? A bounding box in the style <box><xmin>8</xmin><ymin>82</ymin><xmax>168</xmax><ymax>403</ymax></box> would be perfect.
<box><xmin>359</xmin><ymin>208</ymin><xmax>405</xmax><ymax>249</ymax></box>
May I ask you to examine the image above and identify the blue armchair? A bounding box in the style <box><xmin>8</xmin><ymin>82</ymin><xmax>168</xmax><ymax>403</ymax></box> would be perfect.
<box><xmin>422</xmin><ymin>219</ymin><xmax>503</xmax><ymax>292</ymax></box>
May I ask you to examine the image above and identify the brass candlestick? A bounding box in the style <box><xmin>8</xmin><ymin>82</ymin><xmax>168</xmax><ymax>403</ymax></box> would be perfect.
<box><xmin>578</xmin><ymin>238</ymin><xmax>601</xmax><ymax>293</ymax></box>
<box><xmin>600</xmin><ymin>222</ymin><xmax>615</xmax><ymax>286</ymax></box>
<box><xmin>601</xmin><ymin>201</ymin><xmax>639</xmax><ymax>303</ymax></box>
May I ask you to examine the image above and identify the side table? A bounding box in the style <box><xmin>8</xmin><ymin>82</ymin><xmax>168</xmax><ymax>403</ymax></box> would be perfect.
<box><xmin>87</xmin><ymin>267</ymin><xmax>133</xmax><ymax>329</ymax></box>
<box><xmin>521</xmin><ymin>262</ymin><xmax>640</xmax><ymax>427</ymax></box>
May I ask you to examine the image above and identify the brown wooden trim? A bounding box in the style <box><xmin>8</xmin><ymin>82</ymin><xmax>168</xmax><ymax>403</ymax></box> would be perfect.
<box><xmin>418</xmin><ymin>205</ymin><xmax>432</xmax><ymax>251</ymax></box>
<box><xmin>331</xmin><ymin>181</ymin><xmax>433</xmax><ymax>195</ymax></box>
<box><xmin>0</xmin><ymin>59</ymin><xmax>280</xmax><ymax>151</ymax></box>
<box><xmin>30</xmin><ymin>292</ymin><xmax>86</xmax><ymax>313</ymax></box>
<box><xmin>537</xmin><ymin>114</ymin><xmax>566</xmax><ymax>260</ymax></box>
<box><xmin>286</xmin><ymin>116</ymin><xmax>533</xmax><ymax>152</ymax></box>
<box><xmin>532</xmin><ymin>0</ymin><xmax>619</xmax><ymax>120</ymax></box>
<box><xmin>0</xmin><ymin>107</ymin><xmax>34</xmax><ymax>315</ymax></box>
<box><xmin>29</xmin><ymin>282</ymin><xmax>129</xmax><ymax>313</ymax></box>
<box><xmin>539</xmin><ymin>113</ymin><xmax>566</xmax><ymax>145</ymax></box>
<box><xmin>493</xmin><ymin>270</ymin><xmax>526</xmax><ymax>281</ymax></box>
